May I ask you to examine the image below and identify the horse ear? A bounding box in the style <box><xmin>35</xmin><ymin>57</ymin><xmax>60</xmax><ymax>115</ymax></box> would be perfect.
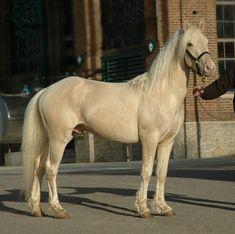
<box><xmin>199</xmin><ymin>19</ymin><xmax>206</xmax><ymax>31</ymax></box>
<box><xmin>183</xmin><ymin>21</ymin><xmax>191</xmax><ymax>31</ymax></box>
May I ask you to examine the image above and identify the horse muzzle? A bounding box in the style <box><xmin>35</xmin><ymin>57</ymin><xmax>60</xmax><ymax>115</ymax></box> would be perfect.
<box><xmin>202</xmin><ymin>60</ymin><xmax>216</xmax><ymax>77</ymax></box>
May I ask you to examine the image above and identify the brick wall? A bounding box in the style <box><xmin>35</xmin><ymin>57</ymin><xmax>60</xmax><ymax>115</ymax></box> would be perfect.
<box><xmin>157</xmin><ymin>0</ymin><xmax>235</xmax><ymax>122</ymax></box>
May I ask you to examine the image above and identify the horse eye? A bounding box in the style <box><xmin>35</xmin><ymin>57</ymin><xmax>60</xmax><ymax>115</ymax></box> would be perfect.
<box><xmin>187</xmin><ymin>42</ymin><xmax>193</xmax><ymax>47</ymax></box>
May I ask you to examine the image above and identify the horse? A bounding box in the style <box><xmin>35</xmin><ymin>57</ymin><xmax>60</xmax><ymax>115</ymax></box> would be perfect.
<box><xmin>22</xmin><ymin>21</ymin><xmax>215</xmax><ymax>219</ymax></box>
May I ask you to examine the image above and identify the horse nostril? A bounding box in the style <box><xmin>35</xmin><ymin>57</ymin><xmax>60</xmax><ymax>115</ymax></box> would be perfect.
<box><xmin>205</xmin><ymin>64</ymin><xmax>210</xmax><ymax>71</ymax></box>
<box><xmin>205</xmin><ymin>62</ymin><xmax>215</xmax><ymax>72</ymax></box>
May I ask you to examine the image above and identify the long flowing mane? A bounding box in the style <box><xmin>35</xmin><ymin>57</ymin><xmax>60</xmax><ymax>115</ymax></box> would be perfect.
<box><xmin>129</xmin><ymin>28</ymin><xmax>187</xmax><ymax>93</ymax></box>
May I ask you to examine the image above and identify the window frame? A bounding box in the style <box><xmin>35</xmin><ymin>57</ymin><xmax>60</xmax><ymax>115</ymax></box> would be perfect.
<box><xmin>217</xmin><ymin>1</ymin><xmax>235</xmax><ymax>75</ymax></box>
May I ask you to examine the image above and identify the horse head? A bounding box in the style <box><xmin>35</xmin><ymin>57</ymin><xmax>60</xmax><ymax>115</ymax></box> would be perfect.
<box><xmin>183</xmin><ymin>20</ymin><xmax>215</xmax><ymax>77</ymax></box>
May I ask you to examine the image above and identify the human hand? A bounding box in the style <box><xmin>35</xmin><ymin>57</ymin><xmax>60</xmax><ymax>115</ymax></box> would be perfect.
<box><xmin>193</xmin><ymin>86</ymin><xmax>204</xmax><ymax>97</ymax></box>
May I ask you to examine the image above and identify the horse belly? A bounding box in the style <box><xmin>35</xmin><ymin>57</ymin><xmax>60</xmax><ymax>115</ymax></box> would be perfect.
<box><xmin>81</xmin><ymin>94</ymin><xmax>139</xmax><ymax>143</ymax></box>
<box><xmin>84</xmin><ymin>111</ymin><xmax>139</xmax><ymax>143</ymax></box>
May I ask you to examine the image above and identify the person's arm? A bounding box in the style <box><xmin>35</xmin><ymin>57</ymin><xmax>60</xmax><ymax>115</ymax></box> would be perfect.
<box><xmin>193</xmin><ymin>68</ymin><xmax>235</xmax><ymax>100</ymax></box>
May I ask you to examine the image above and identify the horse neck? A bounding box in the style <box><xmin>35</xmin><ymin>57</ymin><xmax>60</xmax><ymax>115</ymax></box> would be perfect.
<box><xmin>149</xmin><ymin>60</ymin><xmax>188</xmax><ymax>99</ymax></box>
<box><xmin>169</xmin><ymin>63</ymin><xmax>188</xmax><ymax>92</ymax></box>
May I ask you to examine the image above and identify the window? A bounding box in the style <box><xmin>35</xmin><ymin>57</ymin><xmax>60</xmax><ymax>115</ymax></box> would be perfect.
<box><xmin>63</xmin><ymin>0</ymin><xmax>74</xmax><ymax>66</ymax></box>
<box><xmin>11</xmin><ymin>0</ymin><xmax>46</xmax><ymax>75</ymax></box>
<box><xmin>216</xmin><ymin>1</ymin><xmax>235</xmax><ymax>75</ymax></box>
<box><xmin>101</xmin><ymin>0</ymin><xmax>145</xmax><ymax>50</ymax></box>
<box><xmin>100</xmin><ymin>0</ymin><xmax>145</xmax><ymax>82</ymax></box>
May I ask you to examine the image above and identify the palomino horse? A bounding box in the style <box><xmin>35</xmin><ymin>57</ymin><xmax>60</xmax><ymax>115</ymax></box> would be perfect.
<box><xmin>22</xmin><ymin>21</ymin><xmax>215</xmax><ymax>219</ymax></box>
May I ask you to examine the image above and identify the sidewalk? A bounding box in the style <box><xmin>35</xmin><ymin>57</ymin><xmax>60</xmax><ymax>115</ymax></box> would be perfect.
<box><xmin>0</xmin><ymin>157</ymin><xmax>234</xmax><ymax>234</ymax></box>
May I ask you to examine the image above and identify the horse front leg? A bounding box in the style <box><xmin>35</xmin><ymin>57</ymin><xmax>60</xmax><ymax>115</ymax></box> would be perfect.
<box><xmin>152</xmin><ymin>140</ymin><xmax>175</xmax><ymax>216</ymax></box>
<box><xmin>135</xmin><ymin>134</ymin><xmax>159</xmax><ymax>218</ymax></box>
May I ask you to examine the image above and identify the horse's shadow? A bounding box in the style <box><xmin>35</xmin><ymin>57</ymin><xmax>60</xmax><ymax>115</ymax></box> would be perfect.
<box><xmin>61</xmin><ymin>186</ymin><xmax>235</xmax><ymax>212</ymax></box>
<box><xmin>0</xmin><ymin>189</ymin><xmax>30</xmax><ymax>217</ymax></box>
<box><xmin>60</xmin><ymin>194</ymin><xmax>138</xmax><ymax>218</ymax></box>
<box><xmin>0</xmin><ymin>188</ymin><xmax>138</xmax><ymax>218</ymax></box>
<box><xmin>1</xmin><ymin>186</ymin><xmax>235</xmax><ymax>218</ymax></box>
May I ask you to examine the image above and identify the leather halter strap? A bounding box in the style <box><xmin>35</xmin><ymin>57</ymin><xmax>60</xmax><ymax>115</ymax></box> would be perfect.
<box><xmin>186</xmin><ymin>49</ymin><xmax>210</xmax><ymax>76</ymax></box>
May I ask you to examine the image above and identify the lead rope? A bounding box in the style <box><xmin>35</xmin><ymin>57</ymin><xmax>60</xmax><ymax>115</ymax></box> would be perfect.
<box><xmin>197</xmin><ymin>96</ymin><xmax>219</xmax><ymax>120</ymax></box>
<box><xmin>196</xmin><ymin>76</ymin><xmax>232</xmax><ymax>121</ymax></box>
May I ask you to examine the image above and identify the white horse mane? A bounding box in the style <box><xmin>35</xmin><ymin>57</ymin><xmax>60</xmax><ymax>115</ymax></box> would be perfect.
<box><xmin>128</xmin><ymin>27</ymin><xmax>197</xmax><ymax>93</ymax></box>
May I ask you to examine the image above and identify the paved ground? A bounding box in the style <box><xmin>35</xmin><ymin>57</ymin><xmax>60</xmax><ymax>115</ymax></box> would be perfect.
<box><xmin>0</xmin><ymin>157</ymin><xmax>234</xmax><ymax>234</ymax></box>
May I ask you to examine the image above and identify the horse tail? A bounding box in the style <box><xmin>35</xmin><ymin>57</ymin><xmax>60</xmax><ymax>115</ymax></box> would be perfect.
<box><xmin>22</xmin><ymin>89</ymin><xmax>46</xmax><ymax>200</ymax></box>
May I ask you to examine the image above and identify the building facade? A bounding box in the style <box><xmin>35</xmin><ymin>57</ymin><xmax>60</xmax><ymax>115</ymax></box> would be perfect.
<box><xmin>0</xmin><ymin>0</ymin><xmax>234</xmax><ymax>159</ymax></box>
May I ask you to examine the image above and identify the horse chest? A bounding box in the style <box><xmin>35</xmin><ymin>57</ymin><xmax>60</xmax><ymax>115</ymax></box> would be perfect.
<box><xmin>159</xmin><ymin>107</ymin><xmax>184</xmax><ymax>142</ymax></box>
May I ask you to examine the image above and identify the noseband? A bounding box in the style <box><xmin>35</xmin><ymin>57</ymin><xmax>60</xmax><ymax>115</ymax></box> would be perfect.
<box><xmin>185</xmin><ymin>49</ymin><xmax>210</xmax><ymax>76</ymax></box>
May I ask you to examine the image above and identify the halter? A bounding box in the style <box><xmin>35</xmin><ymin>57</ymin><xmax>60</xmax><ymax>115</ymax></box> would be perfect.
<box><xmin>185</xmin><ymin>49</ymin><xmax>210</xmax><ymax>76</ymax></box>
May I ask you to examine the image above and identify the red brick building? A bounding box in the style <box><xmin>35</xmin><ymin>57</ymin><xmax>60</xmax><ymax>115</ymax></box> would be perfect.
<box><xmin>0</xmin><ymin>0</ymin><xmax>234</xmax><ymax>159</ymax></box>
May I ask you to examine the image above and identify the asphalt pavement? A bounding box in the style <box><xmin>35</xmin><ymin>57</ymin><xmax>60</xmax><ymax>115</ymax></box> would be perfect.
<box><xmin>0</xmin><ymin>157</ymin><xmax>234</xmax><ymax>234</ymax></box>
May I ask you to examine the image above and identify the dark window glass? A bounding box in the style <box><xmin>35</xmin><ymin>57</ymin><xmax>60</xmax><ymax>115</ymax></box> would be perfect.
<box><xmin>225</xmin><ymin>42</ymin><xmax>234</xmax><ymax>57</ymax></box>
<box><xmin>218</xmin><ymin>42</ymin><xmax>224</xmax><ymax>57</ymax></box>
<box><xmin>224</xmin><ymin>22</ymin><xmax>234</xmax><ymax>37</ymax></box>
<box><xmin>226</xmin><ymin>60</ymin><xmax>235</xmax><ymax>70</ymax></box>
<box><xmin>233</xmin><ymin>5</ymin><xmax>235</xmax><ymax>20</ymax></box>
<box><xmin>11</xmin><ymin>0</ymin><xmax>46</xmax><ymax>74</ymax></box>
<box><xmin>217</xmin><ymin>22</ymin><xmax>224</xmax><ymax>38</ymax></box>
<box><xmin>224</xmin><ymin>5</ymin><xmax>234</xmax><ymax>21</ymax></box>
<box><xmin>216</xmin><ymin>5</ymin><xmax>223</xmax><ymax>20</ymax></box>
<box><xmin>101</xmin><ymin>0</ymin><xmax>145</xmax><ymax>50</ymax></box>
<box><xmin>218</xmin><ymin>60</ymin><xmax>225</xmax><ymax>75</ymax></box>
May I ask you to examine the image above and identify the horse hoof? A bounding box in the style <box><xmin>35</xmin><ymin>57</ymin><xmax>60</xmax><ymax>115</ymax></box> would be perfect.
<box><xmin>54</xmin><ymin>211</ymin><xmax>70</xmax><ymax>219</ymax></box>
<box><xmin>140</xmin><ymin>212</ymin><xmax>153</xmax><ymax>218</ymax></box>
<box><xmin>49</xmin><ymin>205</ymin><xmax>70</xmax><ymax>219</ymax></box>
<box><xmin>162</xmin><ymin>210</ymin><xmax>175</xmax><ymax>217</ymax></box>
<box><xmin>31</xmin><ymin>209</ymin><xmax>45</xmax><ymax>217</ymax></box>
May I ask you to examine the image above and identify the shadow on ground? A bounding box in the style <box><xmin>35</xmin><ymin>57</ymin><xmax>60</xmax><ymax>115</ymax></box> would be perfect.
<box><xmin>61</xmin><ymin>168</ymin><xmax>235</xmax><ymax>182</ymax></box>
<box><xmin>1</xmin><ymin>184</ymin><xmax>234</xmax><ymax>219</ymax></box>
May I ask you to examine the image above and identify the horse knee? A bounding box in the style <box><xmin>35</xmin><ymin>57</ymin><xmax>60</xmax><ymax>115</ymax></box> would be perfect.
<box><xmin>46</xmin><ymin>166</ymin><xmax>58</xmax><ymax>180</ymax></box>
<box><xmin>141</xmin><ymin>170</ymin><xmax>152</xmax><ymax>182</ymax></box>
<box><xmin>140</xmin><ymin>159</ymin><xmax>154</xmax><ymax>182</ymax></box>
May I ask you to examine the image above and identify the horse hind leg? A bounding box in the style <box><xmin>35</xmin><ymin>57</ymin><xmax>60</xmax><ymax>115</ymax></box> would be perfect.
<box><xmin>46</xmin><ymin>139</ymin><xmax>70</xmax><ymax>219</ymax></box>
<box><xmin>28</xmin><ymin>150</ymin><xmax>47</xmax><ymax>217</ymax></box>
